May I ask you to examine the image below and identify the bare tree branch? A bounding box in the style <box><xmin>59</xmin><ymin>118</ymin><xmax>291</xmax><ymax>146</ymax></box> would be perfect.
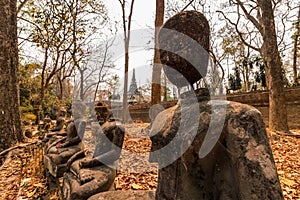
<box><xmin>235</xmin><ymin>0</ymin><xmax>264</xmax><ymax>35</ymax></box>
<box><xmin>181</xmin><ymin>0</ymin><xmax>195</xmax><ymax>12</ymax></box>
<box><xmin>217</xmin><ymin>10</ymin><xmax>261</xmax><ymax>52</ymax></box>
<box><xmin>17</xmin><ymin>0</ymin><xmax>29</xmax><ymax>14</ymax></box>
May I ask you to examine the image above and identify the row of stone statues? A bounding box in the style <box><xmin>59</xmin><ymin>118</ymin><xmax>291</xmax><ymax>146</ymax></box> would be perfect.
<box><xmin>42</xmin><ymin>101</ymin><xmax>124</xmax><ymax>199</ymax></box>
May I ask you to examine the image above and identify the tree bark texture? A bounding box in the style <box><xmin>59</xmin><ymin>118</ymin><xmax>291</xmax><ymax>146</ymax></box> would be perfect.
<box><xmin>257</xmin><ymin>0</ymin><xmax>289</xmax><ymax>132</ymax></box>
<box><xmin>0</xmin><ymin>0</ymin><xmax>23</xmax><ymax>151</ymax></box>
<box><xmin>151</xmin><ymin>0</ymin><xmax>164</xmax><ymax>106</ymax></box>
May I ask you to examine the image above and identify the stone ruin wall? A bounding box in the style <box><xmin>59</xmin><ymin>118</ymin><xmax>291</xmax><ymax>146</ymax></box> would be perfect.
<box><xmin>104</xmin><ymin>87</ymin><xmax>300</xmax><ymax>123</ymax></box>
<box><xmin>226</xmin><ymin>86</ymin><xmax>300</xmax><ymax>107</ymax></box>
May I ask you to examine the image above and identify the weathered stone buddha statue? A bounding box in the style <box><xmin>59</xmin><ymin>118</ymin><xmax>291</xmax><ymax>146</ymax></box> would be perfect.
<box><xmin>44</xmin><ymin>102</ymin><xmax>86</xmax><ymax>177</ymax></box>
<box><xmin>51</xmin><ymin>109</ymin><xmax>67</xmax><ymax>131</ymax></box>
<box><xmin>37</xmin><ymin>115</ymin><xmax>52</xmax><ymax>140</ymax></box>
<box><xmin>95</xmin><ymin>101</ymin><xmax>113</xmax><ymax>125</ymax></box>
<box><xmin>42</xmin><ymin>109</ymin><xmax>67</xmax><ymax>144</ymax></box>
<box><xmin>62</xmin><ymin>121</ymin><xmax>125</xmax><ymax>200</ymax></box>
<box><xmin>149</xmin><ymin>11</ymin><xmax>283</xmax><ymax>200</ymax></box>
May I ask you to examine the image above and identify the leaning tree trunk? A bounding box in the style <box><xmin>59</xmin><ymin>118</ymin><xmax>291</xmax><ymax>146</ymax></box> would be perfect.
<box><xmin>0</xmin><ymin>0</ymin><xmax>23</xmax><ymax>151</ymax></box>
<box><xmin>258</xmin><ymin>0</ymin><xmax>289</xmax><ymax>132</ymax></box>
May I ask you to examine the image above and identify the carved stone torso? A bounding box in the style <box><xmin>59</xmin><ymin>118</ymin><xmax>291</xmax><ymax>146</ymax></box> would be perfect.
<box><xmin>150</xmin><ymin>89</ymin><xmax>283</xmax><ymax>200</ymax></box>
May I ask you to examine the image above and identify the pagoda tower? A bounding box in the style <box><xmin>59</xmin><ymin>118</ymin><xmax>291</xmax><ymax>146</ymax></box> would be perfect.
<box><xmin>128</xmin><ymin>68</ymin><xmax>138</xmax><ymax>95</ymax></box>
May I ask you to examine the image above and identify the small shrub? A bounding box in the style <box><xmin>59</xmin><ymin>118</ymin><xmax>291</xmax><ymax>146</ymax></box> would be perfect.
<box><xmin>23</xmin><ymin>113</ymin><xmax>37</xmax><ymax>122</ymax></box>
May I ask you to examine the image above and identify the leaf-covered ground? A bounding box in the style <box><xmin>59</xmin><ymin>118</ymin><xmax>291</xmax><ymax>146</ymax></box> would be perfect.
<box><xmin>257</xmin><ymin>105</ymin><xmax>300</xmax><ymax>199</ymax></box>
<box><xmin>114</xmin><ymin>123</ymin><xmax>300</xmax><ymax>200</ymax></box>
<box><xmin>268</xmin><ymin>130</ymin><xmax>300</xmax><ymax>199</ymax></box>
<box><xmin>0</xmin><ymin>141</ymin><xmax>48</xmax><ymax>199</ymax></box>
<box><xmin>0</xmin><ymin>108</ymin><xmax>299</xmax><ymax>199</ymax></box>
<box><xmin>115</xmin><ymin>123</ymin><xmax>158</xmax><ymax>191</ymax></box>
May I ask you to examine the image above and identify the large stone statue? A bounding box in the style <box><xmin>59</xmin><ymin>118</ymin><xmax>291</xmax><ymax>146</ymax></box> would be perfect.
<box><xmin>44</xmin><ymin>102</ymin><xmax>86</xmax><ymax>177</ymax></box>
<box><xmin>62</xmin><ymin>121</ymin><xmax>125</xmax><ymax>200</ymax></box>
<box><xmin>149</xmin><ymin>11</ymin><xmax>283</xmax><ymax>200</ymax></box>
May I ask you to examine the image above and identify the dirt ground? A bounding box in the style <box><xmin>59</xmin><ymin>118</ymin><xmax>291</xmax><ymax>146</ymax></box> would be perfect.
<box><xmin>0</xmin><ymin>104</ymin><xmax>299</xmax><ymax>199</ymax></box>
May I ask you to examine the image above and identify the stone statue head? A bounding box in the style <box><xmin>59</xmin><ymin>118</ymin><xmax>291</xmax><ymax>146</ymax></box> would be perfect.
<box><xmin>159</xmin><ymin>11</ymin><xmax>210</xmax><ymax>88</ymax></box>
<box><xmin>72</xmin><ymin>101</ymin><xmax>86</xmax><ymax>119</ymax></box>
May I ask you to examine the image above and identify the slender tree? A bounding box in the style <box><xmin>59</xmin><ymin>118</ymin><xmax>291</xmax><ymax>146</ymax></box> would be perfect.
<box><xmin>118</xmin><ymin>0</ymin><xmax>135</xmax><ymax>122</ymax></box>
<box><xmin>151</xmin><ymin>0</ymin><xmax>164</xmax><ymax>107</ymax></box>
<box><xmin>0</xmin><ymin>0</ymin><xmax>23</xmax><ymax>151</ymax></box>
<box><xmin>93</xmin><ymin>38</ymin><xmax>116</xmax><ymax>102</ymax></box>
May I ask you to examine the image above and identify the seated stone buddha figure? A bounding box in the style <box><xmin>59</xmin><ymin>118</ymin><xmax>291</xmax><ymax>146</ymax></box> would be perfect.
<box><xmin>62</xmin><ymin>121</ymin><xmax>125</xmax><ymax>200</ymax></box>
<box><xmin>44</xmin><ymin>101</ymin><xmax>86</xmax><ymax>177</ymax></box>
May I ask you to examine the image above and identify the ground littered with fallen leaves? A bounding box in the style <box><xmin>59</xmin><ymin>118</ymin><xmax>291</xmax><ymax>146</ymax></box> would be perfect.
<box><xmin>0</xmin><ymin>105</ymin><xmax>299</xmax><ymax>199</ymax></box>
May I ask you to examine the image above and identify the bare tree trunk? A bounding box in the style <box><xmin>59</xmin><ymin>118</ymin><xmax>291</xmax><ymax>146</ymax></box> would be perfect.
<box><xmin>58</xmin><ymin>76</ymin><xmax>64</xmax><ymax>102</ymax></box>
<box><xmin>122</xmin><ymin>45</ymin><xmax>129</xmax><ymax>122</ymax></box>
<box><xmin>224</xmin><ymin>0</ymin><xmax>289</xmax><ymax>131</ymax></box>
<box><xmin>34</xmin><ymin>86</ymin><xmax>45</xmax><ymax>124</ymax></box>
<box><xmin>119</xmin><ymin>0</ymin><xmax>135</xmax><ymax>123</ymax></box>
<box><xmin>151</xmin><ymin>0</ymin><xmax>164</xmax><ymax>106</ymax></box>
<box><xmin>258</xmin><ymin>0</ymin><xmax>289</xmax><ymax>132</ymax></box>
<box><xmin>293</xmin><ymin>5</ymin><xmax>300</xmax><ymax>85</ymax></box>
<box><xmin>0</xmin><ymin>0</ymin><xmax>23</xmax><ymax>150</ymax></box>
<box><xmin>241</xmin><ymin>65</ymin><xmax>247</xmax><ymax>91</ymax></box>
<box><xmin>245</xmin><ymin>65</ymin><xmax>250</xmax><ymax>91</ymax></box>
<box><xmin>80</xmin><ymin>69</ymin><xmax>84</xmax><ymax>101</ymax></box>
<box><xmin>163</xmin><ymin>74</ymin><xmax>167</xmax><ymax>101</ymax></box>
<box><xmin>93</xmin><ymin>41</ymin><xmax>111</xmax><ymax>102</ymax></box>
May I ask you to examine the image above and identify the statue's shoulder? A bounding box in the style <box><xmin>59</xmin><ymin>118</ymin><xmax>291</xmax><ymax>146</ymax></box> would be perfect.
<box><xmin>226</xmin><ymin>101</ymin><xmax>263</xmax><ymax>120</ymax></box>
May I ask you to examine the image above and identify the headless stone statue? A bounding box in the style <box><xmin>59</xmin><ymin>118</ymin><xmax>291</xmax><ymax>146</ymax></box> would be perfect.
<box><xmin>50</xmin><ymin>117</ymin><xmax>65</xmax><ymax>132</ymax></box>
<box><xmin>42</xmin><ymin>109</ymin><xmax>67</xmax><ymax>143</ymax></box>
<box><xmin>62</xmin><ymin>121</ymin><xmax>125</xmax><ymax>200</ymax></box>
<box><xmin>95</xmin><ymin>101</ymin><xmax>113</xmax><ymax>125</ymax></box>
<box><xmin>51</xmin><ymin>109</ymin><xmax>67</xmax><ymax>131</ymax></box>
<box><xmin>46</xmin><ymin>119</ymin><xmax>85</xmax><ymax>152</ymax></box>
<box><xmin>149</xmin><ymin>10</ymin><xmax>283</xmax><ymax>200</ymax></box>
<box><xmin>44</xmin><ymin>102</ymin><xmax>86</xmax><ymax>177</ymax></box>
<box><xmin>38</xmin><ymin>115</ymin><xmax>51</xmax><ymax>140</ymax></box>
